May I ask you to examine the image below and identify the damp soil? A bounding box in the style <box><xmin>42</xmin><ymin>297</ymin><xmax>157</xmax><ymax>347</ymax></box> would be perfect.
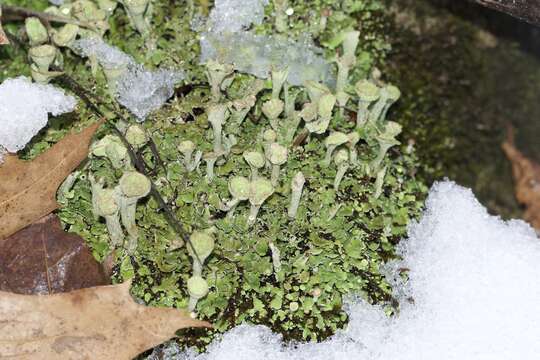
<box><xmin>387</xmin><ymin>0</ymin><xmax>540</xmax><ymax>219</ymax></box>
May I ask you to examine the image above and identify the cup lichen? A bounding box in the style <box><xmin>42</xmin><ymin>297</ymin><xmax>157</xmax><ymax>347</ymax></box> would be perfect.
<box><xmin>90</xmin><ymin>177</ymin><xmax>125</xmax><ymax>247</ymax></box>
<box><xmin>288</xmin><ymin>171</ymin><xmax>305</xmax><ymax>219</ymax></box>
<box><xmin>187</xmin><ymin>276</ymin><xmax>210</xmax><ymax>312</ymax></box>
<box><xmin>247</xmin><ymin>178</ymin><xmax>275</xmax><ymax>226</ymax></box>
<box><xmin>21</xmin><ymin>0</ymin><xmax>432</xmax><ymax>349</ymax></box>
<box><xmin>25</xmin><ymin>17</ymin><xmax>49</xmax><ymax>47</ymax></box>
<box><xmin>243</xmin><ymin>151</ymin><xmax>266</xmax><ymax>180</ymax></box>
<box><xmin>118</xmin><ymin>171</ymin><xmax>152</xmax><ymax>252</ymax></box>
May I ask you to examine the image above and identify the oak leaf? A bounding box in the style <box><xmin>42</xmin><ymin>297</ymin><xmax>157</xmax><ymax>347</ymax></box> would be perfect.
<box><xmin>0</xmin><ymin>23</ymin><xmax>7</xmax><ymax>45</ymax></box>
<box><xmin>0</xmin><ymin>280</ymin><xmax>211</xmax><ymax>359</ymax></box>
<box><xmin>0</xmin><ymin>214</ymin><xmax>110</xmax><ymax>294</ymax></box>
<box><xmin>0</xmin><ymin>121</ymin><xmax>102</xmax><ymax>240</ymax></box>
<box><xmin>0</xmin><ymin>8</ymin><xmax>8</xmax><ymax>45</ymax></box>
<box><xmin>502</xmin><ymin>126</ymin><xmax>540</xmax><ymax>232</ymax></box>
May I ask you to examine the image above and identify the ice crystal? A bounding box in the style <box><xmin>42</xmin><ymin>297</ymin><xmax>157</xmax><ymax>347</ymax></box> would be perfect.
<box><xmin>73</xmin><ymin>38</ymin><xmax>134</xmax><ymax>69</ymax></box>
<box><xmin>73</xmin><ymin>38</ymin><xmax>184</xmax><ymax>120</ymax></box>
<box><xmin>116</xmin><ymin>64</ymin><xmax>184</xmax><ymax>121</ymax></box>
<box><xmin>199</xmin><ymin>0</ymin><xmax>332</xmax><ymax>86</ymax></box>
<box><xmin>200</xmin><ymin>32</ymin><xmax>333</xmax><ymax>86</ymax></box>
<box><xmin>207</xmin><ymin>0</ymin><xmax>269</xmax><ymax>33</ymax></box>
<box><xmin>0</xmin><ymin>77</ymin><xmax>76</xmax><ymax>154</ymax></box>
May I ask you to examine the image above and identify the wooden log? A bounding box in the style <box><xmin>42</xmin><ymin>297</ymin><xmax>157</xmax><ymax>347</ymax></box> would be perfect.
<box><xmin>471</xmin><ymin>0</ymin><xmax>540</xmax><ymax>26</ymax></box>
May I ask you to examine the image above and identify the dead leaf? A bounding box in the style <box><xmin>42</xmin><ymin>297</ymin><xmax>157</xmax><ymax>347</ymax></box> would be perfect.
<box><xmin>0</xmin><ymin>121</ymin><xmax>102</xmax><ymax>240</ymax></box>
<box><xmin>0</xmin><ymin>280</ymin><xmax>211</xmax><ymax>359</ymax></box>
<box><xmin>0</xmin><ymin>214</ymin><xmax>109</xmax><ymax>295</ymax></box>
<box><xmin>502</xmin><ymin>125</ymin><xmax>540</xmax><ymax>231</ymax></box>
<box><xmin>0</xmin><ymin>7</ymin><xmax>8</xmax><ymax>45</ymax></box>
<box><xmin>0</xmin><ymin>22</ymin><xmax>8</xmax><ymax>45</ymax></box>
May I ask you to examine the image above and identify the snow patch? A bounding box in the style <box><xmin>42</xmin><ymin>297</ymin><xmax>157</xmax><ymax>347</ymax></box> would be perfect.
<box><xmin>0</xmin><ymin>77</ymin><xmax>76</xmax><ymax>154</ymax></box>
<box><xmin>167</xmin><ymin>181</ymin><xmax>540</xmax><ymax>359</ymax></box>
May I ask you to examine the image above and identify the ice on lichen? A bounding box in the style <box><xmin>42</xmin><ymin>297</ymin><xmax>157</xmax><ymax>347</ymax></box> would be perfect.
<box><xmin>207</xmin><ymin>0</ymin><xmax>269</xmax><ymax>33</ymax></box>
<box><xmin>200</xmin><ymin>32</ymin><xmax>333</xmax><ymax>86</ymax></box>
<box><xmin>199</xmin><ymin>0</ymin><xmax>333</xmax><ymax>86</ymax></box>
<box><xmin>116</xmin><ymin>65</ymin><xmax>184</xmax><ymax>121</ymax></box>
<box><xmin>174</xmin><ymin>181</ymin><xmax>540</xmax><ymax>359</ymax></box>
<box><xmin>73</xmin><ymin>38</ymin><xmax>184</xmax><ymax>121</ymax></box>
<box><xmin>73</xmin><ymin>37</ymin><xmax>134</xmax><ymax>69</ymax></box>
<box><xmin>0</xmin><ymin>77</ymin><xmax>76</xmax><ymax>155</ymax></box>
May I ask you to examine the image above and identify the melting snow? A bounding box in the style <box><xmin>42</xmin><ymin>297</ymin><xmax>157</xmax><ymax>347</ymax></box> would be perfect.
<box><xmin>73</xmin><ymin>37</ymin><xmax>134</xmax><ymax>69</ymax></box>
<box><xmin>116</xmin><ymin>65</ymin><xmax>184</xmax><ymax>121</ymax></box>
<box><xmin>207</xmin><ymin>0</ymin><xmax>269</xmax><ymax>33</ymax></box>
<box><xmin>199</xmin><ymin>0</ymin><xmax>333</xmax><ymax>86</ymax></box>
<box><xmin>200</xmin><ymin>32</ymin><xmax>333</xmax><ymax>86</ymax></box>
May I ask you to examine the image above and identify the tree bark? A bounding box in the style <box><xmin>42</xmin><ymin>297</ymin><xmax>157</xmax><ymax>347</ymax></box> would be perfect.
<box><xmin>471</xmin><ymin>0</ymin><xmax>540</xmax><ymax>26</ymax></box>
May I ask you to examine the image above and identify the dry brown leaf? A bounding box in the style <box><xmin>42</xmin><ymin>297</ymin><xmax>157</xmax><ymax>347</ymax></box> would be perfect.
<box><xmin>0</xmin><ymin>214</ymin><xmax>110</xmax><ymax>295</ymax></box>
<box><xmin>0</xmin><ymin>23</ymin><xmax>8</xmax><ymax>45</ymax></box>
<box><xmin>0</xmin><ymin>6</ymin><xmax>8</xmax><ymax>45</ymax></box>
<box><xmin>502</xmin><ymin>126</ymin><xmax>540</xmax><ymax>231</ymax></box>
<box><xmin>0</xmin><ymin>280</ymin><xmax>211</xmax><ymax>359</ymax></box>
<box><xmin>0</xmin><ymin>121</ymin><xmax>102</xmax><ymax>240</ymax></box>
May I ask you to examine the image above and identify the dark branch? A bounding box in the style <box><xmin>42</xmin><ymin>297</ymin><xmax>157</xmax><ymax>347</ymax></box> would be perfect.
<box><xmin>3</xmin><ymin>29</ymin><xmax>202</xmax><ymax>266</ymax></box>
<box><xmin>1</xmin><ymin>5</ymin><xmax>91</xmax><ymax>28</ymax></box>
<box><xmin>470</xmin><ymin>0</ymin><xmax>540</xmax><ymax>26</ymax></box>
<box><xmin>53</xmin><ymin>73</ymin><xmax>203</xmax><ymax>267</ymax></box>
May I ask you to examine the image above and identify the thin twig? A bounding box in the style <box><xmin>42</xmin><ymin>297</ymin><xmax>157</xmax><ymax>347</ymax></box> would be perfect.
<box><xmin>3</xmin><ymin>30</ymin><xmax>25</xmax><ymax>50</ymax></box>
<box><xmin>292</xmin><ymin>129</ymin><xmax>309</xmax><ymax>147</ymax></box>
<box><xmin>472</xmin><ymin>0</ymin><xmax>540</xmax><ymax>26</ymax></box>
<box><xmin>1</xmin><ymin>5</ymin><xmax>92</xmax><ymax>28</ymax></box>
<box><xmin>54</xmin><ymin>73</ymin><xmax>203</xmax><ymax>267</ymax></box>
<box><xmin>3</xmin><ymin>29</ymin><xmax>202</xmax><ymax>267</ymax></box>
<box><xmin>148</xmin><ymin>139</ymin><xmax>168</xmax><ymax>175</ymax></box>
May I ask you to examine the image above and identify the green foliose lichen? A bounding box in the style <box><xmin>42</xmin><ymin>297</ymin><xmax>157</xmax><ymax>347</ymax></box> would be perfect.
<box><xmin>2</xmin><ymin>0</ymin><xmax>428</xmax><ymax>351</ymax></box>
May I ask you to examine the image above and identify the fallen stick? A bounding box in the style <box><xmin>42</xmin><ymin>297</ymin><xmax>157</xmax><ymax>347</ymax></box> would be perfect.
<box><xmin>471</xmin><ymin>0</ymin><xmax>540</xmax><ymax>26</ymax></box>
<box><xmin>1</xmin><ymin>5</ymin><xmax>91</xmax><ymax>28</ymax></box>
